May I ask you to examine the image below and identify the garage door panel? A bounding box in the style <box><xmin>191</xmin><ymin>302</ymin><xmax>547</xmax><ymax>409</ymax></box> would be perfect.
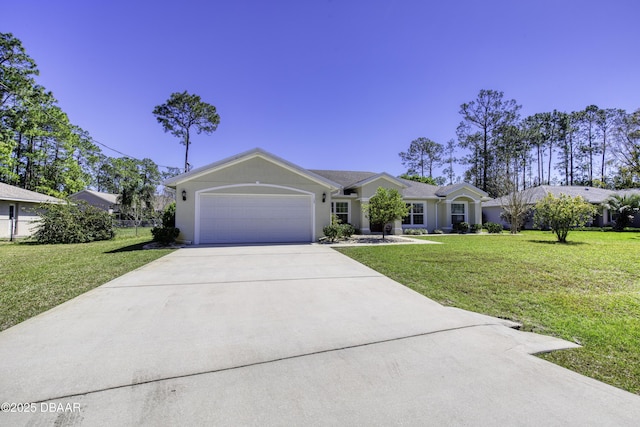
<box><xmin>199</xmin><ymin>194</ymin><xmax>312</xmax><ymax>244</ymax></box>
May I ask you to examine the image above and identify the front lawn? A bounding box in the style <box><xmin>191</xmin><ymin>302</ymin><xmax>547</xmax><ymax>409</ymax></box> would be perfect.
<box><xmin>336</xmin><ymin>231</ymin><xmax>640</xmax><ymax>395</ymax></box>
<box><xmin>0</xmin><ymin>228</ymin><xmax>174</xmax><ymax>331</ymax></box>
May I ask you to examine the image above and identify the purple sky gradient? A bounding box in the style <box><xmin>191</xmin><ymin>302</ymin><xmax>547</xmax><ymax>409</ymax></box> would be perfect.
<box><xmin>4</xmin><ymin>0</ymin><xmax>639</xmax><ymax>178</ymax></box>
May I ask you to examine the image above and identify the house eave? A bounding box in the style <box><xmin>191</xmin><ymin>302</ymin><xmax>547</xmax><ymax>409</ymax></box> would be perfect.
<box><xmin>163</xmin><ymin>147</ymin><xmax>342</xmax><ymax>191</ymax></box>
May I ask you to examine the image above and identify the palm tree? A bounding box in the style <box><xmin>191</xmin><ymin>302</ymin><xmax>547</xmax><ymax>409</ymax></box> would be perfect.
<box><xmin>603</xmin><ymin>194</ymin><xmax>640</xmax><ymax>231</ymax></box>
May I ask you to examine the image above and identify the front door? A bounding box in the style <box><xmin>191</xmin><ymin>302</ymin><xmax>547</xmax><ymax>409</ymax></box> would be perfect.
<box><xmin>8</xmin><ymin>204</ymin><xmax>15</xmax><ymax>237</ymax></box>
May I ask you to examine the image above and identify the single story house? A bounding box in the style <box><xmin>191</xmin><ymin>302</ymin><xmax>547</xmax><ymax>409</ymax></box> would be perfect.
<box><xmin>0</xmin><ymin>182</ymin><xmax>64</xmax><ymax>239</ymax></box>
<box><xmin>69</xmin><ymin>190</ymin><xmax>119</xmax><ymax>215</ymax></box>
<box><xmin>163</xmin><ymin>148</ymin><xmax>490</xmax><ymax>244</ymax></box>
<box><xmin>483</xmin><ymin>185</ymin><xmax>640</xmax><ymax>229</ymax></box>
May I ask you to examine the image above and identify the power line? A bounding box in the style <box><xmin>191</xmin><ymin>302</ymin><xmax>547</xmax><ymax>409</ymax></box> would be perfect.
<box><xmin>1</xmin><ymin>81</ymin><xmax>183</xmax><ymax>172</ymax></box>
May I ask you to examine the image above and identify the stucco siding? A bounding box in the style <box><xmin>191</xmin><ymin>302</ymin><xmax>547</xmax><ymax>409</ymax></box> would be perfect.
<box><xmin>0</xmin><ymin>201</ymin><xmax>42</xmax><ymax>238</ymax></box>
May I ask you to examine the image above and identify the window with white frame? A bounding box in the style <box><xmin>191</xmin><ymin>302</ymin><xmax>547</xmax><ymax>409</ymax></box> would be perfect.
<box><xmin>403</xmin><ymin>203</ymin><xmax>425</xmax><ymax>225</ymax></box>
<box><xmin>451</xmin><ymin>202</ymin><xmax>467</xmax><ymax>225</ymax></box>
<box><xmin>331</xmin><ymin>201</ymin><xmax>349</xmax><ymax>223</ymax></box>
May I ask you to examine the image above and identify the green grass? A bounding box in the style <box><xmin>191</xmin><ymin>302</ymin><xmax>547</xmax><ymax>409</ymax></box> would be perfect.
<box><xmin>0</xmin><ymin>228</ymin><xmax>174</xmax><ymax>331</ymax></box>
<box><xmin>336</xmin><ymin>231</ymin><xmax>640</xmax><ymax>395</ymax></box>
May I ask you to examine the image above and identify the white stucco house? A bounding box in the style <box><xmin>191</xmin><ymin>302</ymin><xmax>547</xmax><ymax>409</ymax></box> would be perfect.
<box><xmin>0</xmin><ymin>182</ymin><xmax>64</xmax><ymax>239</ymax></box>
<box><xmin>163</xmin><ymin>148</ymin><xmax>490</xmax><ymax>244</ymax></box>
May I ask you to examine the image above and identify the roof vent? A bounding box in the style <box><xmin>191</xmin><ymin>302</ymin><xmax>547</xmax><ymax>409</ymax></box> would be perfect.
<box><xmin>585</xmin><ymin>188</ymin><xmax>589</xmax><ymax>191</ymax></box>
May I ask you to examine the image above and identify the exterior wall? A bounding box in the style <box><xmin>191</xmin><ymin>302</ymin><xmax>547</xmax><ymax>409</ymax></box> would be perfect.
<box><xmin>483</xmin><ymin>206</ymin><xmax>508</xmax><ymax>228</ymax></box>
<box><xmin>402</xmin><ymin>199</ymin><xmax>437</xmax><ymax>232</ymax></box>
<box><xmin>0</xmin><ymin>201</ymin><xmax>42</xmax><ymax>239</ymax></box>
<box><xmin>174</xmin><ymin>156</ymin><xmax>332</xmax><ymax>243</ymax></box>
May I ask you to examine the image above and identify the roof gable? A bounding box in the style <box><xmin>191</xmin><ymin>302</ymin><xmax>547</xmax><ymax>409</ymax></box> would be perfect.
<box><xmin>350</xmin><ymin>172</ymin><xmax>407</xmax><ymax>189</ymax></box>
<box><xmin>164</xmin><ymin>148</ymin><xmax>341</xmax><ymax>190</ymax></box>
<box><xmin>70</xmin><ymin>190</ymin><xmax>118</xmax><ymax>205</ymax></box>
<box><xmin>435</xmin><ymin>183</ymin><xmax>489</xmax><ymax>198</ymax></box>
<box><xmin>397</xmin><ymin>178</ymin><xmax>440</xmax><ymax>198</ymax></box>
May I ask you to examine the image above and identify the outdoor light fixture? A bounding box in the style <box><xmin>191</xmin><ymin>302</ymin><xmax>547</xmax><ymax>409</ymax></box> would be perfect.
<box><xmin>322</xmin><ymin>192</ymin><xmax>326</xmax><ymax>203</ymax></box>
<box><xmin>182</xmin><ymin>189</ymin><xmax>187</xmax><ymax>201</ymax></box>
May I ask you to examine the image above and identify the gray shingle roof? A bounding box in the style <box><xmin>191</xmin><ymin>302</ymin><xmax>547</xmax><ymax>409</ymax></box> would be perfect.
<box><xmin>0</xmin><ymin>182</ymin><xmax>64</xmax><ymax>204</ymax></box>
<box><xmin>311</xmin><ymin>170</ymin><xmax>443</xmax><ymax>198</ymax></box>
<box><xmin>70</xmin><ymin>189</ymin><xmax>118</xmax><ymax>205</ymax></box>
<box><xmin>483</xmin><ymin>185</ymin><xmax>618</xmax><ymax>207</ymax></box>
<box><xmin>308</xmin><ymin>170</ymin><xmax>378</xmax><ymax>188</ymax></box>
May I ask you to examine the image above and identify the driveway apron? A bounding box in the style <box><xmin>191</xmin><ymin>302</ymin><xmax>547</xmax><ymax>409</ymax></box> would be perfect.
<box><xmin>1</xmin><ymin>244</ymin><xmax>639</xmax><ymax>426</ymax></box>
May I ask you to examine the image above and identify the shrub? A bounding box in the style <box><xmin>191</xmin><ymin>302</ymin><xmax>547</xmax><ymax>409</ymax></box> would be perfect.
<box><xmin>151</xmin><ymin>226</ymin><xmax>180</xmax><ymax>245</ymax></box>
<box><xmin>33</xmin><ymin>201</ymin><xmax>115</xmax><ymax>244</ymax></box>
<box><xmin>340</xmin><ymin>223</ymin><xmax>355</xmax><ymax>239</ymax></box>
<box><xmin>602</xmin><ymin>194</ymin><xmax>640</xmax><ymax>231</ymax></box>
<box><xmin>162</xmin><ymin>202</ymin><xmax>176</xmax><ymax>228</ymax></box>
<box><xmin>403</xmin><ymin>228</ymin><xmax>428</xmax><ymax>235</ymax></box>
<box><xmin>323</xmin><ymin>215</ymin><xmax>355</xmax><ymax>242</ymax></box>
<box><xmin>485</xmin><ymin>222</ymin><xmax>503</xmax><ymax>234</ymax></box>
<box><xmin>471</xmin><ymin>223</ymin><xmax>483</xmax><ymax>233</ymax></box>
<box><xmin>322</xmin><ymin>224</ymin><xmax>340</xmax><ymax>242</ymax></box>
<box><xmin>433</xmin><ymin>229</ymin><xmax>444</xmax><ymax>234</ymax></box>
<box><xmin>454</xmin><ymin>222</ymin><xmax>470</xmax><ymax>234</ymax></box>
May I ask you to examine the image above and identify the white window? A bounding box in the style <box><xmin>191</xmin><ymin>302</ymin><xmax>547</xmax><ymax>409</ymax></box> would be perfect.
<box><xmin>451</xmin><ymin>202</ymin><xmax>467</xmax><ymax>225</ymax></box>
<box><xmin>331</xmin><ymin>201</ymin><xmax>349</xmax><ymax>223</ymax></box>
<box><xmin>403</xmin><ymin>203</ymin><xmax>425</xmax><ymax>225</ymax></box>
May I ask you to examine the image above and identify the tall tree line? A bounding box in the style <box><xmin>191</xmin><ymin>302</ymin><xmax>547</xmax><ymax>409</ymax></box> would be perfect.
<box><xmin>0</xmin><ymin>33</ymin><xmax>168</xmax><ymax>199</ymax></box>
<box><xmin>455</xmin><ymin>89</ymin><xmax>639</xmax><ymax>197</ymax></box>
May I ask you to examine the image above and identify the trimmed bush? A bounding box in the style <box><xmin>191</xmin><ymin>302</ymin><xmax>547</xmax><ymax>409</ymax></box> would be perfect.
<box><xmin>322</xmin><ymin>215</ymin><xmax>355</xmax><ymax>242</ymax></box>
<box><xmin>485</xmin><ymin>222</ymin><xmax>503</xmax><ymax>234</ymax></box>
<box><xmin>340</xmin><ymin>223</ymin><xmax>355</xmax><ymax>239</ymax></box>
<box><xmin>454</xmin><ymin>222</ymin><xmax>470</xmax><ymax>234</ymax></box>
<box><xmin>151</xmin><ymin>226</ymin><xmax>180</xmax><ymax>245</ymax></box>
<box><xmin>33</xmin><ymin>201</ymin><xmax>115</xmax><ymax>244</ymax></box>
<box><xmin>403</xmin><ymin>228</ymin><xmax>428</xmax><ymax>235</ymax></box>
<box><xmin>433</xmin><ymin>229</ymin><xmax>444</xmax><ymax>234</ymax></box>
<box><xmin>471</xmin><ymin>223</ymin><xmax>483</xmax><ymax>233</ymax></box>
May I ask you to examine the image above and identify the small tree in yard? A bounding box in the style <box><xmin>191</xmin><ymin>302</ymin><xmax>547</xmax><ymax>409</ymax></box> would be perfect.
<box><xmin>602</xmin><ymin>194</ymin><xmax>640</xmax><ymax>231</ymax></box>
<box><xmin>365</xmin><ymin>187</ymin><xmax>409</xmax><ymax>240</ymax></box>
<box><xmin>533</xmin><ymin>194</ymin><xmax>597</xmax><ymax>243</ymax></box>
<box><xmin>499</xmin><ymin>181</ymin><xmax>533</xmax><ymax>234</ymax></box>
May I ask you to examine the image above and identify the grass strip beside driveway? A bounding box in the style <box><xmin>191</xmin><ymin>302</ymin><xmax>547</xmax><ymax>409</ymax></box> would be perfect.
<box><xmin>336</xmin><ymin>231</ymin><xmax>640</xmax><ymax>395</ymax></box>
<box><xmin>0</xmin><ymin>229</ymin><xmax>174</xmax><ymax>331</ymax></box>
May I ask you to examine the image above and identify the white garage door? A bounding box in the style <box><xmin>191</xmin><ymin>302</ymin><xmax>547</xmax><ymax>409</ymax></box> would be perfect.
<box><xmin>199</xmin><ymin>194</ymin><xmax>313</xmax><ymax>244</ymax></box>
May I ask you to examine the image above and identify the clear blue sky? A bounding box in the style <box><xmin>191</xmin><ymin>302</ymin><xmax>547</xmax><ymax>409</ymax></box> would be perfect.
<box><xmin>4</xmin><ymin>0</ymin><xmax>639</xmax><ymax>178</ymax></box>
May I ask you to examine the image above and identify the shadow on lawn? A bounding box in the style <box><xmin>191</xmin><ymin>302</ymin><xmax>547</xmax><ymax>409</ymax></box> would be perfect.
<box><xmin>105</xmin><ymin>241</ymin><xmax>151</xmax><ymax>253</ymax></box>
<box><xmin>528</xmin><ymin>240</ymin><xmax>587</xmax><ymax>246</ymax></box>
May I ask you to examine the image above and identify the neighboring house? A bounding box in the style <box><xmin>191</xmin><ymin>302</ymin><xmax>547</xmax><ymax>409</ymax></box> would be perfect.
<box><xmin>483</xmin><ymin>185</ymin><xmax>640</xmax><ymax>229</ymax></box>
<box><xmin>69</xmin><ymin>190</ymin><xmax>119</xmax><ymax>215</ymax></box>
<box><xmin>163</xmin><ymin>148</ymin><xmax>490</xmax><ymax>244</ymax></box>
<box><xmin>0</xmin><ymin>182</ymin><xmax>64</xmax><ymax>239</ymax></box>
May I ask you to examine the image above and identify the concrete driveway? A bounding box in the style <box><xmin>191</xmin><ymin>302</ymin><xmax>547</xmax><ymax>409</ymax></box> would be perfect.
<box><xmin>1</xmin><ymin>244</ymin><xmax>639</xmax><ymax>426</ymax></box>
